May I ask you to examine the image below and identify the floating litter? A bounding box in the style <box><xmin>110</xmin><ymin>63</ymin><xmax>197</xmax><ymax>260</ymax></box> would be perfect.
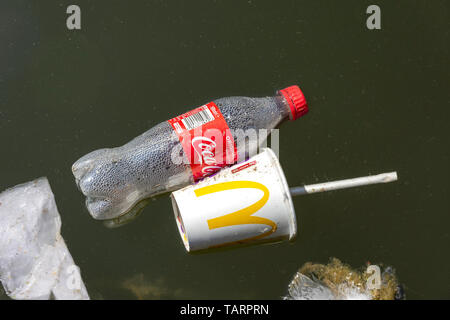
<box><xmin>171</xmin><ymin>148</ymin><xmax>398</xmax><ymax>252</ymax></box>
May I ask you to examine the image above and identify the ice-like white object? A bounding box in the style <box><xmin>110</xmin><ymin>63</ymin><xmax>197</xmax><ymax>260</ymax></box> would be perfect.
<box><xmin>283</xmin><ymin>258</ymin><xmax>403</xmax><ymax>300</ymax></box>
<box><xmin>283</xmin><ymin>272</ymin><xmax>371</xmax><ymax>300</ymax></box>
<box><xmin>0</xmin><ymin>177</ymin><xmax>89</xmax><ymax>300</ymax></box>
<box><xmin>284</xmin><ymin>273</ymin><xmax>336</xmax><ymax>300</ymax></box>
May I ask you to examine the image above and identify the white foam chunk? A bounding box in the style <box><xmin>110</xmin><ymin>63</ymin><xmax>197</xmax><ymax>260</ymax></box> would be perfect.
<box><xmin>284</xmin><ymin>273</ymin><xmax>371</xmax><ymax>300</ymax></box>
<box><xmin>0</xmin><ymin>177</ymin><xmax>89</xmax><ymax>300</ymax></box>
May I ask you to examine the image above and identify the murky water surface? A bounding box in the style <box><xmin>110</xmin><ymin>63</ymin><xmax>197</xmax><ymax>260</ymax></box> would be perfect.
<box><xmin>0</xmin><ymin>1</ymin><xmax>448</xmax><ymax>299</ymax></box>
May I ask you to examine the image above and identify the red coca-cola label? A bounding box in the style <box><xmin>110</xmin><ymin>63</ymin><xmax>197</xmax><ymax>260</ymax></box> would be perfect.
<box><xmin>168</xmin><ymin>102</ymin><xmax>237</xmax><ymax>182</ymax></box>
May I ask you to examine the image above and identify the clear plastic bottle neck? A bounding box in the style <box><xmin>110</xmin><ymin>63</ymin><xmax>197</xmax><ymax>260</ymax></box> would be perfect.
<box><xmin>274</xmin><ymin>94</ymin><xmax>293</xmax><ymax>121</ymax></box>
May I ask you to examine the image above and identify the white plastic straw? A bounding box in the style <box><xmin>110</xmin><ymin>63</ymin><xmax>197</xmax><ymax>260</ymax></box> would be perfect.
<box><xmin>289</xmin><ymin>172</ymin><xmax>398</xmax><ymax>197</ymax></box>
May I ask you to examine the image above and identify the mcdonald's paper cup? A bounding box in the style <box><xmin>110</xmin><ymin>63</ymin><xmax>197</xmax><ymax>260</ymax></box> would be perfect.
<box><xmin>171</xmin><ymin>148</ymin><xmax>296</xmax><ymax>252</ymax></box>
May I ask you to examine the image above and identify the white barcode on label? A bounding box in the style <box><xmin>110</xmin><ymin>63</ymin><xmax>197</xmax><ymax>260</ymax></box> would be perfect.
<box><xmin>181</xmin><ymin>106</ymin><xmax>214</xmax><ymax>130</ymax></box>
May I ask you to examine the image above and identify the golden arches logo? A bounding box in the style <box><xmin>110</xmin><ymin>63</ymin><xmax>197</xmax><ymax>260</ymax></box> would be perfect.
<box><xmin>194</xmin><ymin>181</ymin><xmax>277</xmax><ymax>245</ymax></box>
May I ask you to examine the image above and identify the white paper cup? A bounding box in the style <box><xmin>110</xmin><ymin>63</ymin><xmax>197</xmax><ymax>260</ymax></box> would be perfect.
<box><xmin>171</xmin><ymin>148</ymin><xmax>297</xmax><ymax>252</ymax></box>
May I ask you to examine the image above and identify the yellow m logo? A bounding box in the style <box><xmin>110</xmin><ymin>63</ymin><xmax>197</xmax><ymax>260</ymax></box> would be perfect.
<box><xmin>194</xmin><ymin>181</ymin><xmax>277</xmax><ymax>245</ymax></box>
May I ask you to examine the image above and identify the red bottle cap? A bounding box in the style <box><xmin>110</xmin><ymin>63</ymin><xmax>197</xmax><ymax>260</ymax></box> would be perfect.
<box><xmin>277</xmin><ymin>85</ymin><xmax>308</xmax><ymax>121</ymax></box>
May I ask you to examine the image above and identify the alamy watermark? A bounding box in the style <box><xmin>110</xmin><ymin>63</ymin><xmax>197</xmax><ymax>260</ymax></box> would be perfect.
<box><xmin>170</xmin><ymin>128</ymin><xmax>280</xmax><ymax>167</ymax></box>
<box><xmin>65</xmin><ymin>264</ymin><xmax>83</xmax><ymax>291</ymax></box>
<box><xmin>66</xmin><ymin>4</ymin><xmax>382</xmax><ymax>31</ymax></box>
<box><xmin>366</xmin><ymin>264</ymin><xmax>381</xmax><ymax>290</ymax></box>
<box><xmin>66</xmin><ymin>5</ymin><xmax>81</xmax><ymax>30</ymax></box>
<box><xmin>366</xmin><ymin>5</ymin><xmax>381</xmax><ymax>30</ymax></box>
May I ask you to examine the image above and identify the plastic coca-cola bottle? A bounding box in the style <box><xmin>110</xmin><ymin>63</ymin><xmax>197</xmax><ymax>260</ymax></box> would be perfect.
<box><xmin>72</xmin><ymin>85</ymin><xmax>308</xmax><ymax>220</ymax></box>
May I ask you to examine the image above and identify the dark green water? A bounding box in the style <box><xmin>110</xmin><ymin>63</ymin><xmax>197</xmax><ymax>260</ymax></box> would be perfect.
<box><xmin>0</xmin><ymin>0</ymin><xmax>448</xmax><ymax>299</ymax></box>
